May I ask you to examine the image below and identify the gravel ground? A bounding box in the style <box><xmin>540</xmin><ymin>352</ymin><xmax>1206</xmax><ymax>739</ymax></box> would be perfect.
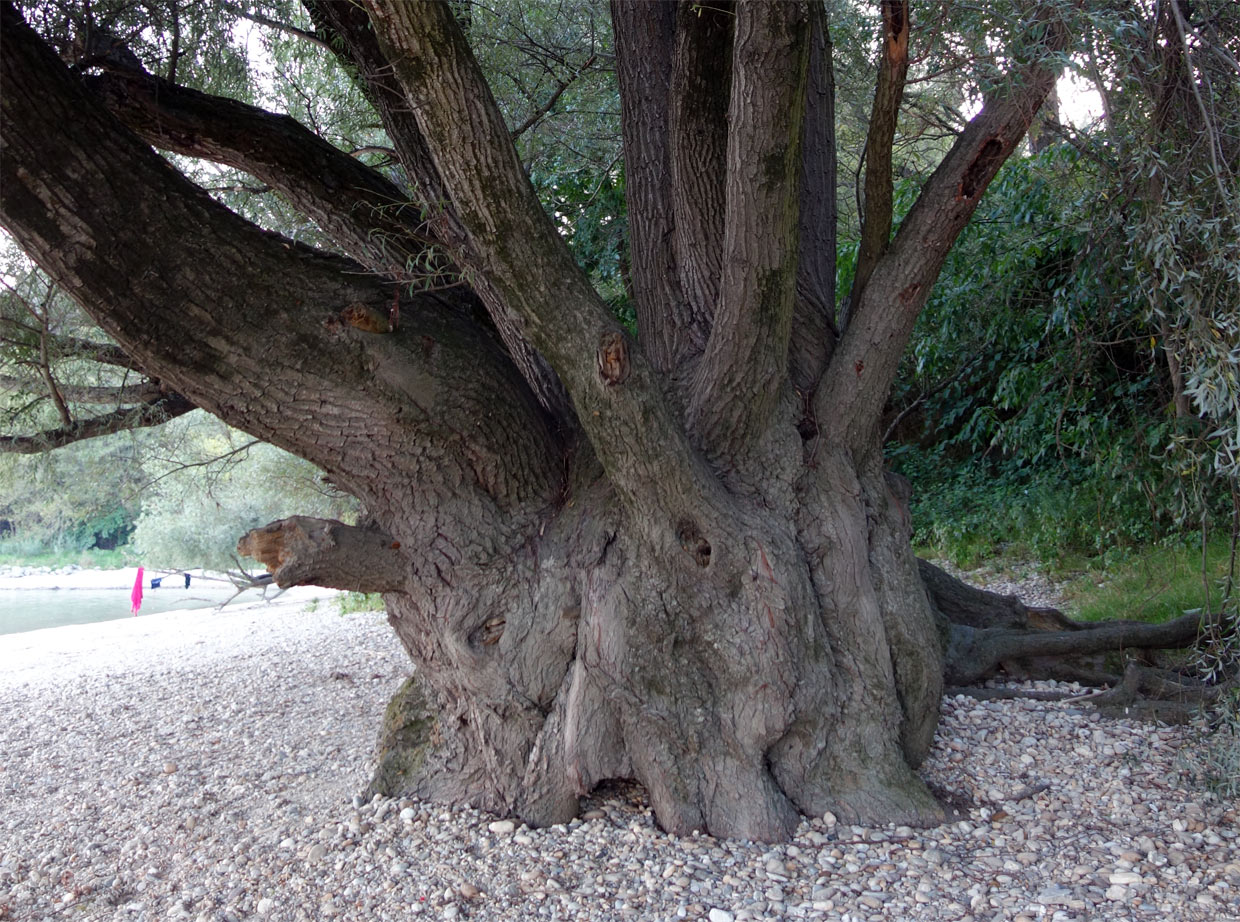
<box><xmin>1</xmin><ymin>576</ymin><xmax>1237</xmax><ymax>922</ymax></box>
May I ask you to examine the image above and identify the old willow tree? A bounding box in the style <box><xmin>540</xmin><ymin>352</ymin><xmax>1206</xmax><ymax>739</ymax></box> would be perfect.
<box><xmin>1</xmin><ymin>0</ymin><xmax>1075</xmax><ymax>840</ymax></box>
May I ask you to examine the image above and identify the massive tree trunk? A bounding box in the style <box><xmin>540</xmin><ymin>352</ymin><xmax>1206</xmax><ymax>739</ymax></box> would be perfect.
<box><xmin>0</xmin><ymin>0</ymin><xmax>1069</xmax><ymax>841</ymax></box>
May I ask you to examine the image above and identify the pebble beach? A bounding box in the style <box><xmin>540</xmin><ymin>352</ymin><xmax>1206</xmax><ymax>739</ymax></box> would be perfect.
<box><xmin>0</xmin><ymin>571</ymin><xmax>1237</xmax><ymax>922</ymax></box>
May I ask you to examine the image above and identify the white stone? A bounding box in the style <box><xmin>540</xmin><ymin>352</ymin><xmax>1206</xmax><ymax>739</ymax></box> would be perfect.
<box><xmin>1036</xmin><ymin>885</ymin><xmax>1072</xmax><ymax>905</ymax></box>
<box><xmin>256</xmin><ymin>897</ymin><xmax>273</xmax><ymax>915</ymax></box>
<box><xmin>708</xmin><ymin>910</ymin><xmax>735</xmax><ymax>922</ymax></box>
<box><xmin>488</xmin><ymin>820</ymin><xmax>515</xmax><ymax>835</ymax></box>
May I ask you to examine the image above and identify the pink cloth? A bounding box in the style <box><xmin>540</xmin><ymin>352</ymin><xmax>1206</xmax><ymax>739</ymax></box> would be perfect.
<box><xmin>131</xmin><ymin>566</ymin><xmax>144</xmax><ymax>615</ymax></box>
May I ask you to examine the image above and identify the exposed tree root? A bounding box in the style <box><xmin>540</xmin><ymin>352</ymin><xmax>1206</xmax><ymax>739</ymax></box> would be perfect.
<box><xmin>1069</xmin><ymin>662</ymin><xmax>1238</xmax><ymax>724</ymax></box>
<box><xmin>923</xmin><ymin>558</ymin><xmax>1237</xmax><ymax>721</ymax></box>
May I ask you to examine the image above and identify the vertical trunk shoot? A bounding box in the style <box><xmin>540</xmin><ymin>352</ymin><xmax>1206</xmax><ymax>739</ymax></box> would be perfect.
<box><xmin>846</xmin><ymin>0</ymin><xmax>909</xmax><ymax>326</ymax></box>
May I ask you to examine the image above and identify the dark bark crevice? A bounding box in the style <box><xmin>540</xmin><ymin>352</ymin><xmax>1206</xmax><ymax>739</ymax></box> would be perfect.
<box><xmin>667</xmin><ymin>0</ymin><xmax>732</xmax><ymax>344</ymax></box>
<box><xmin>789</xmin><ymin>0</ymin><xmax>839</xmax><ymax>398</ymax></box>
<box><xmin>846</xmin><ymin>0</ymin><xmax>909</xmax><ymax>324</ymax></box>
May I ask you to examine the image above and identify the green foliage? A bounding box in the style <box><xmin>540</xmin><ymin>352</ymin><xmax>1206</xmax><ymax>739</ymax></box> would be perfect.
<box><xmin>0</xmin><ymin>541</ymin><xmax>129</xmax><ymax>570</ymax></box>
<box><xmin>0</xmin><ymin>433</ymin><xmax>145</xmax><ymax>552</ymax></box>
<box><xmin>130</xmin><ymin>415</ymin><xmax>356</xmax><ymax>571</ymax></box>
<box><xmin>337</xmin><ymin>591</ymin><xmax>384</xmax><ymax>615</ymax></box>
<box><xmin>890</xmin><ymin>0</ymin><xmax>1240</xmax><ymax>790</ymax></box>
<box><xmin>897</xmin><ymin>445</ymin><xmax>1165</xmax><ymax>569</ymax></box>
<box><xmin>531</xmin><ymin>161</ymin><xmax>632</xmax><ymax>328</ymax></box>
<box><xmin>887</xmin><ymin>147</ymin><xmax>1186</xmax><ymax>567</ymax></box>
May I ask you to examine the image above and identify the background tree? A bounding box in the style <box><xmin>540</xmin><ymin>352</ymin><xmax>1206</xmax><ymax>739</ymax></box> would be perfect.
<box><xmin>886</xmin><ymin>0</ymin><xmax>1240</xmax><ymax>566</ymax></box>
<box><xmin>2</xmin><ymin>0</ymin><xmax>1220</xmax><ymax>842</ymax></box>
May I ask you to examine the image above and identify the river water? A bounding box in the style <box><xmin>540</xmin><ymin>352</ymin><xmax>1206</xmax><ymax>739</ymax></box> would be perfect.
<box><xmin>0</xmin><ymin>584</ymin><xmax>275</xmax><ymax>635</ymax></box>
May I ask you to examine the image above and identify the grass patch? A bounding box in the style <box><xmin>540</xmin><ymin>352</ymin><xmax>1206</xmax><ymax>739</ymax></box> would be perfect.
<box><xmin>338</xmin><ymin>591</ymin><xmax>385</xmax><ymax>614</ymax></box>
<box><xmin>1059</xmin><ymin>535</ymin><xmax>1234</xmax><ymax>624</ymax></box>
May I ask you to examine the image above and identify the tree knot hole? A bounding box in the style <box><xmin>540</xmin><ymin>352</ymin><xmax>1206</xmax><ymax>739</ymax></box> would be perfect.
<box><xmin>959</xmin><ymin>137</ymin><xmax>1004</xmax><ymax>200</ymax></box>
<box><xmin>676</xmin><ymin>519</ymin><xmax>712</xmax><ymax>568</ymax></box>
<box><xmin>596</xmin><ymin>331</ymin><xmax>630</xmax><ymax>386</ymax></box>
<box><xmin>470</xmin><ymin>617</ymin><xmax>505</xmax><ymax>648</ymax></box>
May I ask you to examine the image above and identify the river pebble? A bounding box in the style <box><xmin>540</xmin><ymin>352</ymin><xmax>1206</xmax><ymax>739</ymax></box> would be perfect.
<box><xmin>0</xmin><ymin>582</ymin><xmax>1236</xmax><ymax>921</ymax></box>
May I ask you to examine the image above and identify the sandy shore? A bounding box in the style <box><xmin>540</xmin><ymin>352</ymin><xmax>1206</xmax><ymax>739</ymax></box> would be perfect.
<box><xmin>1</xmin><ymin>591</ymin><xmax>1237</xmax><ymax>922</ymax></box>
<box><xmin>0</xmin><ymin>584</ymin><xmax>342</xmax><ymax>690</ymax></box>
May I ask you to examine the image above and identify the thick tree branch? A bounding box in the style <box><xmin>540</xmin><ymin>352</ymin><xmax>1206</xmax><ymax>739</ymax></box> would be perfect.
<box><xmin>918</xmin><ymin>558</ymin><xmax>1080</xmax><ymax>631</ymax></box>
<box><xmin>815</xmin><ymin>12</ymin><xmax>1068</xmax><ymax>455</ymax></box>
<box><xmin>362</xmin><ymin>0</ymin><xmax>722</xmax><ymax>525</ymax></box>
<box><xmin>0</xmin><ymin>3</ymin><xmax>560</xmax><ymax>525</ymax></box>
<box><xmin>0</xmin><ymin>374</ymin><xmax>164</xmax><ymax>405</ymax></box>
<box><xmin>304</xmin><ymin>0</ymin><xmax>572</xmax><ymax>424</ymax></box>
<box><xmin>237</xmin><ymin>516</ymin><xmax>407</xmax><ymax>593</ymax></box>
<box><xmin>846</xmin><ymin>0</ymin><xmax>910</xmax><ymax>326</ymax></box>
<box><xmin>943</xmin><ymin>610</ymin><xmax>1217</xmax><ymax>687</ymax></box>
<box><xmin>609</xmin><ymin>0</ymin><xmax>689</xmax><ymax>372</ymax></box>
<box><xmin>85</xmin><ymin>67</ymin><xmax>448</xmax><ymax>287</ymax></box>
<box><xmin>0</xmin><ymin>392</ymin><xmax>195</xmax><ymax>454</ymax></box>
<box><xmin>689</xmin><ymin>1</ymin><xmax>810</xmax><ymax>460</ymax></box>
<box><xmin>922</xmin><ymin>559</ymin><xmax>1227</xmax><ymax>697</ymax></box>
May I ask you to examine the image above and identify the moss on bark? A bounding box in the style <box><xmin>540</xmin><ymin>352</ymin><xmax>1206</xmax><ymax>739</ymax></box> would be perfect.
<box><xmin>365</xmin><ymin>675</ymin><xmax>436</xmax><ymax>800</ymax></box>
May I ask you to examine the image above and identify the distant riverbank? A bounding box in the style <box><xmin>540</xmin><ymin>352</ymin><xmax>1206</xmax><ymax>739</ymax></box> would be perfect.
<box><xmin>0</xmin><ymin>566</ymin><xmax>308</xmax><ymax>635</ymax></box>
